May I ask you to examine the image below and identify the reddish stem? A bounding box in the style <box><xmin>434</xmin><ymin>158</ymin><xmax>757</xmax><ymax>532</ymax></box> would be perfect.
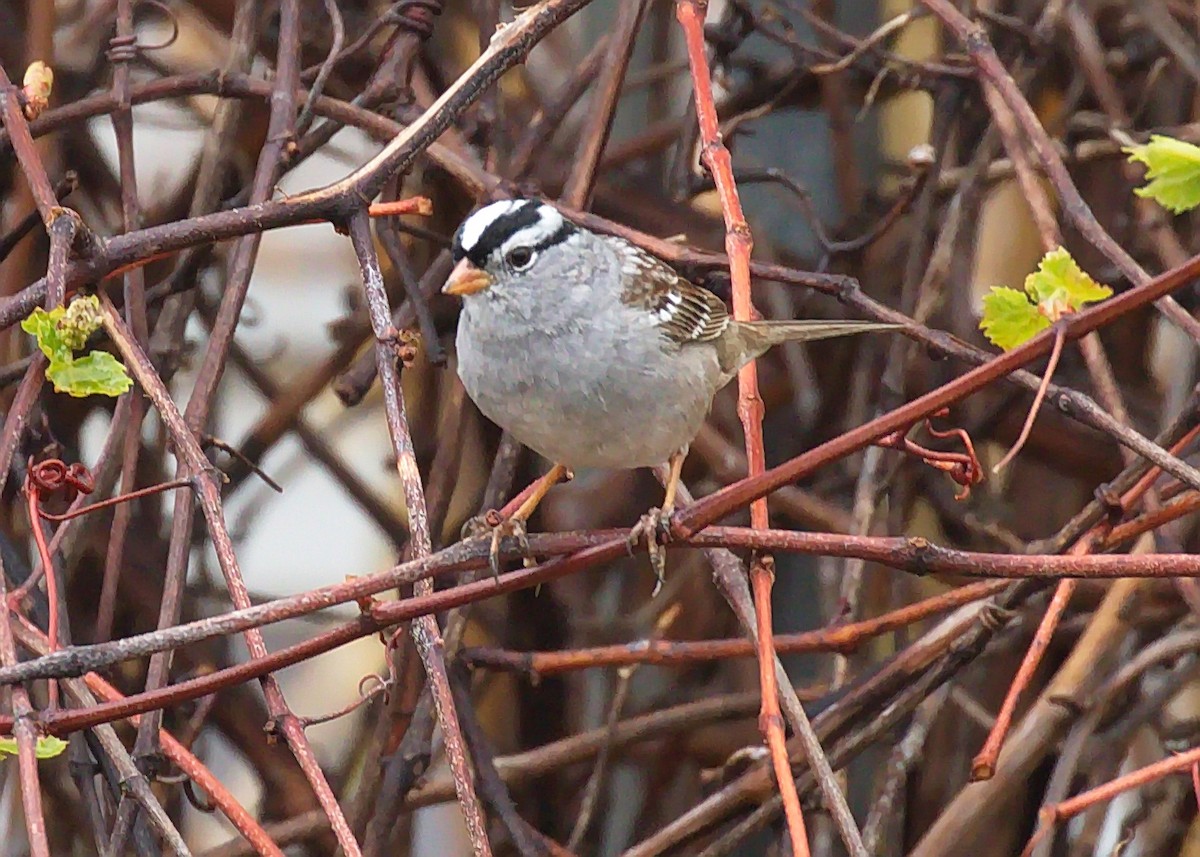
<box><xmin>25</xmin><ymin>485</ymin><xmax>58</xmax><ymax>709</ymax></box>
<box><xmin>1023</xmin><ymin>744</ymin><xmax>1200</xmax><ymax>856</ymax></box>
<box><xmin>675</xmin><ymin>1</ymin><xmax>813</xmax><ymax>853</ymax></box>
<box><xmin>974</xmin><ymin>399</ymin><xmax>1200</xmax><ymax>777</ymax></box>
<box><xmin>1121</xmin><ymin>422</ymin><xmax>1200</xmax><ymax>511</ymax></box>
<box><xmin>875</xmin><ymin>411</ymin><xmax>983</xmax><ymax>498</ymax></box>
<box><xmin>35</xmin><ymin>476</ymin><xmax>192</xmax><ymax>522</ymax></box>
<box><xmin>466</xmin><ymin>579</ymin><xmax>1009</xmax><ymax>676</ymax></box>
<box><xmin>366</xmin><ymin>196</ymin><xmax>432</xmax><ymax>218</ymax></box>
<box><xmin>994</xmin><ymin>325</ymin><xmax>1067</xmax><ymax>474</ymax></box>
<box><xmin>971</xmin><ymin>576</ymin><xmax>1077</xmax><ymax>780</ymax></box>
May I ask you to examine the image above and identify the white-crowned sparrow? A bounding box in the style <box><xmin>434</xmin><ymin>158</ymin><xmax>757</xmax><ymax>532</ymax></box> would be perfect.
<box><xmin>444</xmin><ymin>198</ymin><xmax>897</xmax><ymax>577</ymax></box>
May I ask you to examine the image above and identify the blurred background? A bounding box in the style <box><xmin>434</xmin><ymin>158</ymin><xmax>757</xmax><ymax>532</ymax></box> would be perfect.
<box><xmin>3</xmin><ymin>0</ymin><xmax>1200</xmax><ymax>855</ymax></box>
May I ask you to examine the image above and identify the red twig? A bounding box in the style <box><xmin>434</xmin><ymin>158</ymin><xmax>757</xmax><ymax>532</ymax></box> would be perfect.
<box><xmin>971</xmin><ymin>401</ymin><xmax>1200</xmax><ymax>778</ymax></box>
<box><xmin>25</xmin><ymin>482</ymin><xmax>57</xmax><ymax>706</ymax></box>
<box><xmin>8</xmin><ymin>524</ymin><xmax>1200</xmax><ymax>733</ymax></box>
<box><xmin>971</xmin><ymin>576</ymin><xmax>1077</xmax><ymax>780</ymax></box>
<box><xmin>675</xmin><ymin>2</ymin><xmax>822</xmax><ymax>853</ymax></box>
<box><xmin>465</xmin><ymin>579</ymin><xmax>1009</xmax><ymax>677</ymax></box>
<box><xmin>1022</xmin><ymin>744</ymin><xmax>1200</xmax><ymax>856</ymax></box>
<box><xmin>495</xmin><ymin>467</ymin><xmax>571</xmax><ymax>521</ymax></box>
<box><xmin>366</xmin><ymin>196</ymin><xmax>433</xmax><ymax>218</ymax></box>
<box><xmin>3</xmin><ymin>535</ymin><xmax>1200</xmax><ymax>742</ymax></box>
<box><xmin>1120</xmin><ymin>422</ymin><xmax>1200</xmax><ymax>513</ymax></box>
<box><xmin>296</xmin><ymin>195</ymin><xmax>434</xmax><ymax>228</ymax></box>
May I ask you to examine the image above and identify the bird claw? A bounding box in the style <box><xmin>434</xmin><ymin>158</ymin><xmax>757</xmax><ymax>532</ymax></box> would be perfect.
<box><xmin>461</xmin><ymin>513</ymin><xmax>531</xmax><ymax>582</ymax></box>
<box><xmin>628</xmin><ymin>507</ymin><xmax>672</xmax><ymax>596</ymax></box>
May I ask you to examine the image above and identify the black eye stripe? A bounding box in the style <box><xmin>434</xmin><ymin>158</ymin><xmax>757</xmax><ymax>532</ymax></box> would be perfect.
<box><xmin>527</xmin><ymin>221</ymin><xmax>573</xmax><ymax>255</ymax></box>
<box><xmin>457</xmin><ymin>200</ymin><xmax>543</xmax><ymax>266</ymax></box>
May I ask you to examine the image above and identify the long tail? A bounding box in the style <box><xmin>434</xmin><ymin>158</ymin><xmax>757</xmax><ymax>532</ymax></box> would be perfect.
<box><xmin>751</xmin><ymin>319</ymin><xmax>901</xmax><ymax>346</ymax></box>
<box><xmin>721</xmin><ymin>319</ymin><xmax>901</xmax><ymax>376</ymax></box>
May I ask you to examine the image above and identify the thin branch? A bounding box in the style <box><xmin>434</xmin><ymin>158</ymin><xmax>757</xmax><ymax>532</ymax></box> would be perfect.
<box><xmin>676</xmin><ymin>1</ymin><xmax>819</xmax><ymax>852</ymax></box>
<box><xmin>347</xmin><ymin>209</ymin><xmax>491</xmax><ymax>855</ymax></box>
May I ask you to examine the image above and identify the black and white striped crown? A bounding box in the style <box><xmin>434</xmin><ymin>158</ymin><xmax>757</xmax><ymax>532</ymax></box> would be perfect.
<box><xmin>452</xmin><ymin>199</ymin><xmax>576</xmax><ymax>268</ymax></box>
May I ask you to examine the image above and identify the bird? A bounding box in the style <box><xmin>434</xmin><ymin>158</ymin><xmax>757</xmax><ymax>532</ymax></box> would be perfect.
<box><xmin>443</xmin><ymin>198</ymin><xmax>898</xmax><ymax>583</ymax></box>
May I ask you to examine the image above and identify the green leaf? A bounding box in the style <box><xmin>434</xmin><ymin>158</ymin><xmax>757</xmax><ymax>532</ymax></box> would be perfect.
<box><xmin>980</xmin><ymin>287</ymin><xmax>1050</xmax><ymax>350</ymax></box>
<box><xmin>46</xmin><ymin>351</ymin><xmax>133</xmax><ymax>398</ymax></box>
<box><xmin>1125</xmin><ymin>134</ymin><xmax>1200</xmax><ymax>214</ymax></box>
<box><xmin>979</xmin><ymin>247</ymin><xmax>1112</xmax><ymax>351</ymax></box>
<box><xmin>20</xmin><ymin>306</ymin><xmax>71</xmax><ymax>364</ymax></box>
<box><xmin>1024</xmin><ymin>247</ymin><xmax>1113</xmax><ymax>321</ymax></box>
<box><xmin>22</xmin><ymin>298</ymin><xmax>131</xmax><ymax>398</ymax></box>
<box><xmin>33</xmin><ymin>736</ymin><xmax>66</xmax><ymax>759</ymax></box>
<box><xmin>0</xmin><ymin>735</ymin><xmax>68</xmax><ymax>760</ymax></box>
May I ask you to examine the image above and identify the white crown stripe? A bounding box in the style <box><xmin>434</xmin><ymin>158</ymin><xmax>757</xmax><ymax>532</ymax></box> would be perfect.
<box><xmin>457</xmin><ymin>199</ymin><xmax>526</xmax><ymax>254</ymax></box>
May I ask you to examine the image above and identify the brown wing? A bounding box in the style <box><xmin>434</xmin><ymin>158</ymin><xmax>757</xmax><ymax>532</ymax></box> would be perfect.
<box><xmin>616</xmin><ymin>242</ymin><xmax>730</xmax><ymax>347</ymax></box>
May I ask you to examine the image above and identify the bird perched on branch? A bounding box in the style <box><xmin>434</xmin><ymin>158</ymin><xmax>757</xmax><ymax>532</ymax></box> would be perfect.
<box><xmin>443</xmin><ymin>198</ymin><xmax>898</xmax><ymax>584</ymax></box>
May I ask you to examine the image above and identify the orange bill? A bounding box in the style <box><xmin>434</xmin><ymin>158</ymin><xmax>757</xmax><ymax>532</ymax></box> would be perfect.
<box><xmin>443</xmin><ymin>258</ymin><xmax>493</xmax><ymax>296</ymax></box>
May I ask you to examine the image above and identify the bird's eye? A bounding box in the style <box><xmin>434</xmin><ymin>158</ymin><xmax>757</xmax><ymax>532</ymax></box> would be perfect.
<box><xmin>505</xmin><ymin>246</ymin><xmax>536</xmax><ymax>270</ymax></box>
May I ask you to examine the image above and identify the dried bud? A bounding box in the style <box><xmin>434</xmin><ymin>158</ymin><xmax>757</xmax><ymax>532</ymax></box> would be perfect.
<box><xmin>22</xmin><ymin>61</ymin><xmax>53</xmax><ymax>120</ymax></box>
<box><xmin>58</xmin><ymin>295</ymin><xmax>104</xmax><ymax>351</ymax></box>
<box><xmin>395</xmin><ymin>328</ymin><xmax>421</xmax><ymax>367</ymax></box>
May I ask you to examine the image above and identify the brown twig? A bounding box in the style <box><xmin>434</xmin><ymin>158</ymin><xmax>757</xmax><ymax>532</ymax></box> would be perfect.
<box><xmin>100</xmin><ymin>295</ymin><xmax>362</xmax><ymax>851</ymax></box>
<box><xmin>971</xmin><ymin>576</ymin><xmax>1077</xmax><ymax>781</ymax></box>
<box><xmin>347</xmin><ymin>209</ymin><xmax>491</xmax><ymax>855</ymax></box>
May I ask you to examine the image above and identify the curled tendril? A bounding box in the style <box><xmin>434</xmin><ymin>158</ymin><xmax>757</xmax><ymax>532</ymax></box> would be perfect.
<box><xmin>295</xmin><ymin>676</ymin><xmax>391</xmax><ymax>728</ymax></box>
<box><xmin>105</xmin><ymin>0</ymin><xmax>181</xmax><ymax>63</ymax></box>
<box><xmin>358</xmin><ymin>673</ymin><xmax>391</xmax><ymax>702</ymax></box>
<box><xmin>182</xmin><ymin>777</ymin><xmax>217</xmax><ymax>814</ymax></box>
<box><xmin>876</xmin><ymin>409</ymin><xmax>983</xmax><ymax>499</ymax></box>
<box><xmin>27</xmin><ymin>458</ymin><xmax>95</xmax><ymax>504</ymax></box>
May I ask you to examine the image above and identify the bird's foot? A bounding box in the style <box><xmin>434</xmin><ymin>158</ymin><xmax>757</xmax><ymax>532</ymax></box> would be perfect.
<box><xmin>627</xmin><ymin>507</ymin><xmax>673</xmax><ymax>596</ymax></box>
<box><xmin>461</xmin><ymin>512</ymin><xmax>533</xmax><ymax>582</ymax></box>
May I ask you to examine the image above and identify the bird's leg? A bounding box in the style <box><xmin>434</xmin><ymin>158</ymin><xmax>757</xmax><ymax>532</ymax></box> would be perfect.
<box><xmin>628</xmin><ymin>449</ymin><xmax>686</xmax><ymax>595</ymax></box>
<box><xmin>463</xmin><ymin>462</ymin><xmax>570</xmax><ymax>580</ymax></box>
<box><xmin>511</xmin><ymin>462</ymin><xmax>570</xmax><ymax>521</ymax></box>
<box><xmin>661</xmin><ymin>448</ymin><xmax>685</xmax><ymax>512</ymax></box>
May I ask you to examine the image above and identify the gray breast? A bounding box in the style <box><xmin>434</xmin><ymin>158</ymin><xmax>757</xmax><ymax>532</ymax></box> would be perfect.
<box><xmin>455</xmin><ymin>293</ymin><xmax>723</xmax><ymax>469</ymax></box>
